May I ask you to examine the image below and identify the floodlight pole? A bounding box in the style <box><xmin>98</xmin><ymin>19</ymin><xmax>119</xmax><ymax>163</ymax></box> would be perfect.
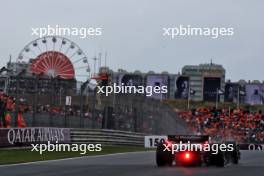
<box><xmin>32</xmin><ymin>74</ymin><xmax>39</xmax><ymax>127</ymax></box>
<box><xmin>14</xmin><ymin>75</ymin><xmax>19</xmax><ymax>127</ymax></box>
<box><xmin>216</xmin><ymin>88</ymin><xmax>219</xmax><ymax>109</ymax></box>
<box><xmin>237</xmin><ymin>87</ymin><xmax>240</xmax><ymax>109</ymax></box>
<box><xmin>64</xmin><ymin>78</ymin><xmax>68</xmax><ymax>127</ymax></box>
<box><xmin>79</xmin><ymin>85</ymin><xmax>84</xmax><ymax>128</ymax></box>
<box><xmin>187</xmin><ymin>84</ymin><xmax>191</xmax><ymax>110</ymax></box>
<box><xmin>49</xmin><ymin>77</ymin><xmax>54</xmax><ymax>127</ymax></box>
<box><xmin>91</xmin><ymin>88</ymin><xmax>97</xmax><ymax>129</ymax></box>
<box><xmin>14</xmin><ymin>69</ymin><xmax>26</xmax><ymax>127</ymax></box>
<box><xmin>79</xmin><ymin>79</ymin><xmax>90</xmax><ymax>128</ymax></box>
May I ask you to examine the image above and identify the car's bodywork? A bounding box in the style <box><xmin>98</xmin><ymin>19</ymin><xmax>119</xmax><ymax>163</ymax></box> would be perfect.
<box><xmin>156</xmin><ymin>135</ymin><xmax>240</xmax><ymax>167</ymax></box>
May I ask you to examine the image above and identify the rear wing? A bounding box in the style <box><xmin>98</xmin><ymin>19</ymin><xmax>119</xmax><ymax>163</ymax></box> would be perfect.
<box><xmin>168</xmin><ymin>135</ymin><xmax>210</xmax><ymax>143</ymax></box>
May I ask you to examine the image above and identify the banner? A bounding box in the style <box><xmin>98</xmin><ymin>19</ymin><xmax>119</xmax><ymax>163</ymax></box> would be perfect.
<box><xmin>238</xmin><ymin>143</ymin><xmax>264</xmax><ymax>150</ymax></box>
<box><xmin>174</xmin><ymin>76</ymin><xmax>189</xmax><ymax>99</ymax></box>
<box><xmin>0</xmin><ymin>127</ymin><xmax>71</xmax><ymax>147</ymax></box>
<box><xmin>203</xmin><ymin>77</ymin><xmax>221</xmax><ymax>101</ymax></box>
<box><xmin>144</xmin><ymin>135</ymin><xmax>168</xmax><ymax>148</ymax></box>
<box><xmin>245</xmin><ymin>84</ymin><xmax>264</xmax><ymax>105</ymax></box>
<box><xmin>65</xmin><ymin>96</ymin><xmax>72</xmax><ymax>106</ymax></box>
<box><xmin>225</xmin><ymin>83</ymin><xmax>239</xmax><ymax>102</ymax></box>
<box><xmin>146</xmin><ymin>75</ymin><xmax>169</xmax><ymax>100</ymax></box>
<box><xmin>118</xmin><ymin>74</ymin><xmax>143</xmax><ymax>87</ymax></box>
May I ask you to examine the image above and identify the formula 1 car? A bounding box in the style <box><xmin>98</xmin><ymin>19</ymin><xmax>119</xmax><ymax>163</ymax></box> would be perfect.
<box><xmin>156</xmin><ymin>135</ymin><xmax>240</xmax><ymax>167</ymax></box>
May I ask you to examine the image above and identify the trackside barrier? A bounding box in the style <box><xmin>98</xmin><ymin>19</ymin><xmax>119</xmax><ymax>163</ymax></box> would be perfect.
<box><xmin>0</xmin><ymin>128</ymin><xmax>145</xmax><ymax>148</ymax></box>
<box><xmin>70</xmin><ymin>129</ymin><xmax>145</xmax><ymax>146</ymax></box>
<box><xmin>239</xmin><ymin>143</ymin><xmax>264</xmax><ymax>150</ymax></box>
<box><xmin>143</xmin><ymin>135</ymin><xmax>264</xmax><ymax>151</ymax></box>
<box><xmin>3</xmin><ymin>128</ymin><xmax>263</xmax><ymax>149</ymax></box>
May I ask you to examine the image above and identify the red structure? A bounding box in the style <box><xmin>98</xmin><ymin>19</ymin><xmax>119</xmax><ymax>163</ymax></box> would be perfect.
<box><xmin>30</xmin><ymin>51</ymin><xmax>75</xmax><ymax>79</ymax></box>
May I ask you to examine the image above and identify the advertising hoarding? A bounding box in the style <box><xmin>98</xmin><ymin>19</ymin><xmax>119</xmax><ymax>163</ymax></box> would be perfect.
<box><xmin>118</xmin><ymin>74</ymin><xmax>143</xmax><ymax>87</ymax></box>
<box><xmin>225</xmin><ymin>83</ymin><xmax>245</xmax><ymax>103</ymax></box>
<box><xmin>245</xmin><ymin>84</ymin><xmax>264</xmax><ymax>105</ymax></box>
<box><xmin>225</xmin><ymin>83</ymin><xmax>239</xmax><ymax>102</ymax></box>
<box><xmin>203</xmin><ymin>77</ymin><xmax>221</xmax><ymax>102</ymax></box>
<box><xmin>0</xmin><ymin>127</ymin><xmax>71</xmax><ymax>147</ymax></box>
<box><xmin>146</xmin><ymin>75</ymin><xmax>169</xmax><ymax>99</ymax></box>
<box><xmin>174</xmin><ymin>76</ymin><xmax>189</xmax><ymax>99</ymax></box>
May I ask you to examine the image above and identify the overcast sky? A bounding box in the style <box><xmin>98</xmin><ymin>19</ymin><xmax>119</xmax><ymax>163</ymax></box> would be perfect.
<box><xmin>0</xmin><ymin>0</ymin><xmax>263</xmax><ymax>82</ymax></box>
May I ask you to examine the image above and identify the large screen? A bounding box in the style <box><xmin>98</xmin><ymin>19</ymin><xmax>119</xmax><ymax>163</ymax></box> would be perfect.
<box><xmin>245</xmin><ymin>84</ymin><xmax>264</xmax><ymax>105</ymax></box>
<box><xmin>146</xmin><ymin>75</ymin><xmax>169</xmax><ymax>99</ymax></box>
<box><xmin>225</xmin><ymin>83</ymin><xmax>239</xmax><ymax>102</ymax></box>
<box><xmin>203</xmin><ymin>77</ymin><xmax>221</xmax><ymax>102</ymax></box>
<box><xmin>118</xmin><ymin>74</ymin><xmax>143</xmax><ymax>87</ymax></box>
<box><xmin>174</xmin><ymin>76</ymin><xmax>189</xmax><ymax>99</ymax></box>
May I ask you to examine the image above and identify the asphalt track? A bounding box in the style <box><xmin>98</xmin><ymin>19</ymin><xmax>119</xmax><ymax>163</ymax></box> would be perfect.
<box><xmin>0</xmin><ymin>151</ymin><xmax>263</xmax><ymax>176</ymax></box>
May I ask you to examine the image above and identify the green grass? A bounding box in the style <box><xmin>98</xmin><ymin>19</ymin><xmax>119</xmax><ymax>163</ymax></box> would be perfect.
<box><xmin>0</xmin><ymin>146</ymin><xmax>151</xmax><ymax>165</ymax></box>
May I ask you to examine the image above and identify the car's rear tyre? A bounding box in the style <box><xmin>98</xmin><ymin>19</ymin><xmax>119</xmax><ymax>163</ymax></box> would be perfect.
<box><xmin>195</xmin><ymin>159</ymin><xmax>202</xmax><ymax>167</ymax></box>
<box><xmin>215</xmin><ymin>152</ymin><xmax>226</xmax><ymax>167</ymax></box>
<box><xmin>232</xmin><ymin>155</ymin><xmax>239</xmax><ymax>164</ymax></box>
<box><xmin>232</xmin><ymin>145</ymin><xmax>240</xmax><ymax>164</ymax></box>
<box><xmin>226</xmin><ymin>141</ymin><xmax>240</xmax><ymax>164</ymax></box>
<box><xmin>156</xmin><ymin>143</ymin><xmax>173</xmax><ymax>167</ymax></box>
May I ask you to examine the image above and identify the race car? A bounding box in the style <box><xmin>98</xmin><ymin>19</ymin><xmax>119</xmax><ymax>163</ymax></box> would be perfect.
<box><xmin>156</xmin><ymin>135</ymin><xmax>240</xmax><ymax>167</ymax></box>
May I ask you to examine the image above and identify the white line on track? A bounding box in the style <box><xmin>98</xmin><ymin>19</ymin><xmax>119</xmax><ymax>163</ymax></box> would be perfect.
<box><xmin>0</xmin><ymin>151</ymin><xmax>154</xmax><ymax>168</ymax></box>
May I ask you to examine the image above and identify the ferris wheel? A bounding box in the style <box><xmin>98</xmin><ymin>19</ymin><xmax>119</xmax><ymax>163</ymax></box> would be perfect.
<box><xmin>17</xmin><ymin>36</ymin><xmax>91</xmax><ymax>81</ymax></box>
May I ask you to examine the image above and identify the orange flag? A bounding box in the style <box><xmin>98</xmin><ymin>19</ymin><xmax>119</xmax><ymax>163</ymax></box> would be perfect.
<box><xmin>17</xmin><ymin>112</ymin><xmax>26</xmax><ymax>128</ymax></box>
<box><xmin>4</xmin><ymin>113</ymin><xmax>11</xmax><ymax>128</ymax></box>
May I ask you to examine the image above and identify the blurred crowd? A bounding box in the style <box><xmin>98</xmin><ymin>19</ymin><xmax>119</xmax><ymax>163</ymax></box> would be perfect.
<box><xmin>178</xmin><ymin>108</ymin><xmax>264</xmax><ymax>143</ymax></box>
<box><xmin>4</xmin><ymin>87</ymin><xmax>264</xmax><ymax>143</ymax></box>
<box><xmin>0</xmin><ymin>92</ymin><xmax>26</xmax><ymax>128</ymax></box>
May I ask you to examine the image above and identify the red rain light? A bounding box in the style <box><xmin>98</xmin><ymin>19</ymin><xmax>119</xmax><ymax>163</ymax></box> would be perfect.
<box><xmin>184</xmin><ymin>152</ymin><xmax>191</xmax><ymax>160</ymax></box>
